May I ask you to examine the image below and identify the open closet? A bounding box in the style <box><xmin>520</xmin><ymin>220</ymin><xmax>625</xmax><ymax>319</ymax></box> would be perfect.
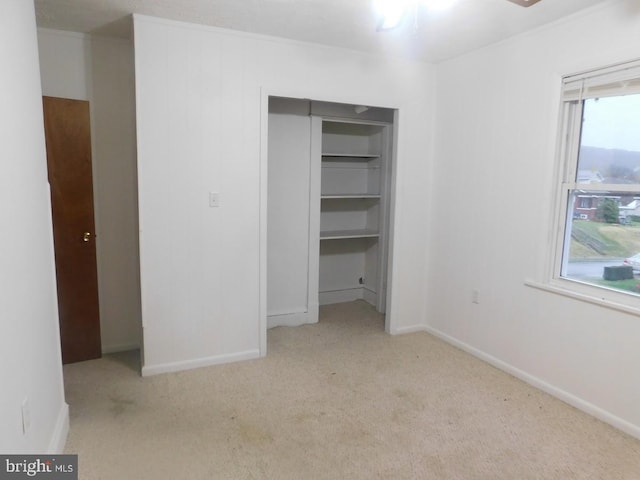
<box><xmin>267</xmin><ymin>97</ymin><xmax>395</xmax><ymax>329</ymax></box>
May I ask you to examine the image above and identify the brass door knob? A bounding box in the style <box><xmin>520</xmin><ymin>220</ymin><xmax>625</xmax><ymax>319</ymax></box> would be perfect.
<box><xmin>83</xmin><ymin>232</ymin><xmax>92</xmax><ymax>242</ymax></box>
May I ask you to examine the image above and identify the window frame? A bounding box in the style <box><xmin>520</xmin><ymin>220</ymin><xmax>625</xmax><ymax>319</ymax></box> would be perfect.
<box><xmin>545</xmin><ymin>60</ymin><xmax>640</xmax><ymax>310</ymax></box>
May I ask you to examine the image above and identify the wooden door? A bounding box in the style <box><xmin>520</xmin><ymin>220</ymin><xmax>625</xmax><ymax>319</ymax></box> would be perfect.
<box><xmin>43</xmin><ymin>96</ymin><xmax>101</xmax><ymax>364</ymax></box>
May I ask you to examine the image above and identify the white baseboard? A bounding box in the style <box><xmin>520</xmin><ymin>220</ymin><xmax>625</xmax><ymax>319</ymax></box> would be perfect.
<box><xmin>268</xmin><ymin>311</ymin><xmax>313</xmax><ymax>329</ymax></box>
<box><xmin>319</xmin><ymin>288</ymin><xmax>363</xmax><ymax>305</ymax></box>
<box><xmin>362</xmin><ymin>287</ymin><xmax>378</xmax><ymax>307</ymax></box>
<box><xmin>47</xmin><ymin>402</ymin><xmax>69</xmax><ymax>454</ymax></box>
<box><xmin>102</xmin><ymin>342</ymin><xmax>140</xmax><ymax>354</ymax></box>
<box><xmin>424</xmin><ymin>325</ymin><xmax>640</xmax><ymax>441</ymax></box>
<box><xmin>141</xmin><ymin>349</ymin><xmax>260</xmax><ymax>377</ymax></box>
<box><xmin>390</xmin><ymin>324</ymin><xmax>428</xmax><ymax>335</ymax></box>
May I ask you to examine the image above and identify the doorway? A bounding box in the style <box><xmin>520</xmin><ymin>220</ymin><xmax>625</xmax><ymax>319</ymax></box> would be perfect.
<box><xmin>43</xmin><ymin>96</ymin><xmax>102</xmax><ymax>364</ymax></box>
<box><xmin>261</xmin><ymin>95</ymin><xmax>398</xmax><ymax>355</ymax></box>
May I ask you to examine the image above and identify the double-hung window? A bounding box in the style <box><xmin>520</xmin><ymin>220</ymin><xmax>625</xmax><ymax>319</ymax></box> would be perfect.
<box><xmin>553</xmin><ymin>60</ymin><xmax>640</xmax><ymax>302</ymax></box>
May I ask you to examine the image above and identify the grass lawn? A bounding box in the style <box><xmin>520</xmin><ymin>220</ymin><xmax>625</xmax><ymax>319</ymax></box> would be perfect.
<box><xmin>570</xmin><ymin>220</ymin><xmax>640</xmax><ymax>259</ymax></box>
<box><xmin>596</xmin><ymin>277</ymin><xmax>640</xmax><ymax>295</ymax></box>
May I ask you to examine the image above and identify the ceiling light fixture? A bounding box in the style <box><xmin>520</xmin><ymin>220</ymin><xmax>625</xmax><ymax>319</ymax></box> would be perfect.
<box><xmin>374</xmin><ymin>0</ymin><xmax>409</xmax><ymax>31</ymax></box>
<box><xmin>374</xmin><ymin>0</ymin><xmax>457</xmax><ymax>31</ymax></box>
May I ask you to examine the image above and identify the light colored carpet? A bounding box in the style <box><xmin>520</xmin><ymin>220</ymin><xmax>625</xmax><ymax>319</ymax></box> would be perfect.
<box><xmin>63</xmin><ymin>300</ymin><xmax>640</xmax><ymax>479</ymax></box>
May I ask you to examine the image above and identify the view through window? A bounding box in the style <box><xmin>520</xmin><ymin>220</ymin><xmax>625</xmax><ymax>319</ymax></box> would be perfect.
<box><xmin>561</xmin><ymin>93</ymin><xmax>640</xmax><ymax>296</ymax></box>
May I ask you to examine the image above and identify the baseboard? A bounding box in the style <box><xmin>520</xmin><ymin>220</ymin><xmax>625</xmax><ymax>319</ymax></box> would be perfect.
<box><xmin>47</xmin><ymin>402</ymin><xmax>69</xmax><ymax>454</ymax></box>
<box><xmin>424</xmin><ymin>325</ymin><xmax>640</xmax><ymax>441</ymax></box>
<box><xmin>141</xmin><ymin>349</ymin><xmax>260</xmax><ymax>377</ymax></box>
<box><xmin>102</xmin><ymin>342</ymin><xmax>140</xmax><ymax>354</ymax></box>
<box><xmin>390</xmin><ymin>325</ymin><xmax>428</xmax><ymax>335</ymax></box>
<box><xmin>268</xmin><ymin>311</ymin><xmax>314</xmax><ymax>329</ymax></box>
<box><xmin>362</xmin><ymin>287</ymin><xmax>378</xmax><ymax>307</ymax></box>
<box><xmin>319</xmin><ymin>288</ymin><xmax>363</xmax><ymax>305</ymax></box>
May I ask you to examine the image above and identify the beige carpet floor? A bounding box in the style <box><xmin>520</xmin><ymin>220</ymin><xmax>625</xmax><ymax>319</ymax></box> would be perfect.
<box><xmin>63</xmin><ymin>300</ymin><xmax>640</xmax><ymax>479</ymax></box>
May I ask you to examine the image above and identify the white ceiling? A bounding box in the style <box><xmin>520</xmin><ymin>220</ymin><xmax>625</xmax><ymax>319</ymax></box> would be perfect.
<box><xmin>34</xmin><ymin>0</ymin><xmax>607</xmax><ymax>62</ymax></box>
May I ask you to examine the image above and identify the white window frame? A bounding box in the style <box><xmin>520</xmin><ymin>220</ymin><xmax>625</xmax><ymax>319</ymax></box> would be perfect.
<box><xmin>542</xmin><ymin>59</ymin><xmax>640</xmax><ymax>313</ymax></box>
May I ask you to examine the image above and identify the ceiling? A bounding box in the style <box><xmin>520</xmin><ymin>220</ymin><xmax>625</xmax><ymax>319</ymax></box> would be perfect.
<box><xmin>34</xmin><ymin>0</ymin><xmax>607</xmax><ymax>62</ymax></box>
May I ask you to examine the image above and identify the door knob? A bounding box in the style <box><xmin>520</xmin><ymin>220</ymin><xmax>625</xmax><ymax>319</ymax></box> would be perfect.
<box><xmin>83</xmin><ymin>232</ymin><xmax>92</xmax><ymax>242</ymax></box>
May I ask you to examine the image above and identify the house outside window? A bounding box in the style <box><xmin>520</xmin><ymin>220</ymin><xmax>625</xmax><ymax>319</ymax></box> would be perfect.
<box><xmin>552</xmin><ymin>60</ymin><xmax>640</xmax><ymax>302</ymax></box>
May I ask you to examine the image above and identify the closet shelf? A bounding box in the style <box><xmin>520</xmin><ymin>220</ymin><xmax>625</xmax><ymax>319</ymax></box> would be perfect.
<box><xmin>321</xmin><ymin>194</ymin><xmax>381</xmax><ymax>199</ymax></box>
<box><xmin>320</xmin><ymin>229</ymin><xmax>380</xmax><ymax>240</ymax></box>
<box><xmin>322</xmin><ymin>153</ymin><xmax>380</xmax><ymax>159</ymax></box>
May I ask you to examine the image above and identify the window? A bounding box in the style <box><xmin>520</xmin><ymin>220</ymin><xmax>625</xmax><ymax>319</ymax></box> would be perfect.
<box><xmin>554</xmin><ymin>60</ymin><xmax>640</xmax><ymax>300</ymax></box>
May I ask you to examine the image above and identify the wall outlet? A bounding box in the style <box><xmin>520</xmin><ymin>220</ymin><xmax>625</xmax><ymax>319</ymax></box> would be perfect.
<box><xmin>472</xmin><ymin>289</ymin><xmax>480</xmax><ymax>304</ymax></box>
<box><xmin>209</xmin><ymin>192</ymin><xmax>220</xmax><ymax>208</ymax></box>
<box><xmin>21</xmin><ymin>398</ymin><xmax>30</xmax><ymax>434</ymax></box>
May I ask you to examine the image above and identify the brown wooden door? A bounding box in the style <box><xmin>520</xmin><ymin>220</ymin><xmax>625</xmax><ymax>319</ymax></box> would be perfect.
<box><xmin>43</xmin><ymin>96</ymin><xmax>101</xmax><ymax>364</ymax></box>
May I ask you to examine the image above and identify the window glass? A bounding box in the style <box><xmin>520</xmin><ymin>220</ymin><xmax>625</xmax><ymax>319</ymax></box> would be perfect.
<box><xmin>577</xmin><ymin>95</ymin><xmax>640</xmax><ymax>184</ymax></box>
<box><xmin>561</xmin><ymin>94</ymin><xmax>640</xmax><ymax>296</ymax></box>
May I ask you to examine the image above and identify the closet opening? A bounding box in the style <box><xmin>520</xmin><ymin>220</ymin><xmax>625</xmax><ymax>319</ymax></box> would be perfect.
<box><xmin>263</xmin><ymin>96</ymin><xmax>397</xmax><ymax>350</ymax></box>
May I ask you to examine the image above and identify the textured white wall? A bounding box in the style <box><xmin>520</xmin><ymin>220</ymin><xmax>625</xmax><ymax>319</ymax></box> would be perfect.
<box><xmin>37</xmin><ymin>29</ymin><xmax>141</xmax><ymax>353</ymax></box>
<box><xmin>267</xmin><ymin>113</ymin><xmax>311</xmax><ymax>317</ymax></box>
<box><xmin>37</xmin><ymin>29</ymin><xmax>91</xmax><ymax>101</ymax></box>
<box><xmin>133</xmin><ymin>15</ymin><xmax>434</xmax><ymax>374</ymax></box>
<box><xmin>89</xmin><ymin>36</ymin><xmax>141</xmax><ymax>353</ymax></box>
<box><xmin>0</xmin><ymin>1</ymin><xmax>67</xmax><ymax>453</ymax></box>
<box><xmin>430</xmin><ymin>0</ymin><xmax>640</xmax><ymax>438</ymax></box>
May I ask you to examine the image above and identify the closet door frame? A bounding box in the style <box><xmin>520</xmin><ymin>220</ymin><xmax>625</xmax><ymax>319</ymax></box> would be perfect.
<box><xmin>259</xmin><ymin>90</ymin><xmax>399</xmax><ymax>356</ymax></box>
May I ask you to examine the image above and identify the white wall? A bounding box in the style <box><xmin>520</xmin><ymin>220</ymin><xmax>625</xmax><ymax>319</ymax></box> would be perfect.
<box><xmin>430</xmin><ymin>0</ymin><xmax>640</xmax><ymax>438</ymax></box>
<box><xmin>134</xmin><ymin>15</ymin><xmax>434</xmax><ymax>374</ymax></box>
<box><xmin>267</xmin><ymin>113</ymin><xmax>312</xmax><ymax>320</ymax></box>
<box><xmin>0</xmin><ymin>0</ymin><xmax>67</xmax><ymax>453</ymax></box>
<box><xmin>37</xmin><ymin>29</ymin><xmax>141</xmax><ymax>353</ymax></box>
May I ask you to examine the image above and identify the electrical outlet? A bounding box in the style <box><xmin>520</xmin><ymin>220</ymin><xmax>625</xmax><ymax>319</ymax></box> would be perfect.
<box><xmin>472</xmin><ymin>289</ymin><xmax>480</xmax><ymax>304</ymax></box>
<box><xmin>209</xmin><ymin>192</ymin><xmax>220</xmax><ymax>208</ymax></box>
<box><xmin>21</xmin><ymin>398</ymin><xmax>30</xmax><ymax>434</ymax></box>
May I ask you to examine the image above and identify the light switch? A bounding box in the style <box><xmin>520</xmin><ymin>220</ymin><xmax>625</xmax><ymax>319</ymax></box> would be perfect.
<box><xmin>209</xmin><ymin>192</ymin><xmax>220</xmax><ymax>208</ymax></box>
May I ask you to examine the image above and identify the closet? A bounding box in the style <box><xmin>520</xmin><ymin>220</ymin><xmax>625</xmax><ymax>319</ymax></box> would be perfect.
<box><xmin>319</xmin><ymin>120</ymin><xmax>391</xmax><ymax>312</ymax></box>
<box><xmin>267</xmin><ymin>97</ymin><xmax>394</xmax><ymax>328</ymax></box>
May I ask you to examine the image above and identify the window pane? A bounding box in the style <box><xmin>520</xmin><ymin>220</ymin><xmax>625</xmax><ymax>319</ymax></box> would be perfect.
<box><xmin>577</xmin><ymin>94</ymin><xmax>640</xmax><ymax>184</ymax></box>
<box><xmin>562</xmin><ymin>190</ymin><xmax>640</xmax><ymax>295</ymax></box>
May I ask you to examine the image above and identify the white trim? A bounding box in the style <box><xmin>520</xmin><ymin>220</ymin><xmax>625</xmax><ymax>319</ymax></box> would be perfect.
<box><xmin>133</xmin><ymin>27</ymin><xmax>149</xmax><ymax>373</ymax></box>
<box><xmin>362</xmin><ymin>287</ymin><xmax>378</xmax><ymax>307</ymax></box>
<box><xmin>563</xmin><ymin>58</ymin><xmax>640</xmax><ymax>91</ymax></box>
<box><xmin>308</xmin><ymin>116</ymin><xmax>322</xmax><ymax>324</ymax></box>
<box><xmin>37</xmin><ymin>27</ymin><xmax>133</xmax><ymax>45</ymax></box>
<box><xmin>424</xmin><ymin>325</ymin><xmax>640</xmax><ymax>441</ymax></box>
<box><xmin>384</xmin><ymin>109</ymin><xmax>400</xmax><ymax>334</ymax></box>
<box><xmin>267</xmin><ymin>311</ymin><xmax>316</xmax><ymax>329</ymax></box>
<box><xmin>390</xmin><ymin>325</ymin><xmax>428</xmax><ymax>335</ymax></box>
<box><xmin>37</xmin><ymin>28</ymin><xmax>89</xmax><ymax>40</ymax></box>
<box><xmin>101</xmin><ymin>343</ymin><xmax>141</xmax><ymax>355</ymax></box>
<box><xmin>141</xmin><ymin>350</ymin><xmax>260</xmax><ymax>377</ymax></box>
<box><xmin>547</xmin><ymin>61</ymin><xmax>640</xmax><ymax>305</ymax></box>
<box><xmin>259</xmin><ymin>88</ymin><xmax>269</xmax><ymax>357</ymax></box>
<box><xmin>47</xmin><ymin>402</ymin><xmax>69</xmax><ymax>454</ymax></box>
<box><xmin>259</xmin><ymin>89</ymin><xmax>400</xmax><ymax>359</ymax></box>
<box><xmin>563</xmin><ymin>183</ymin><xmax>640</xmax><ymax>193</ymax></box>
<box><xmin>524</xmin><ymin>279</ymin><xmax>640</xmax><ymax>317</ymax></box>
<box><xmin>319</xmin><ymin>287</ymin><xmax>364</xmax><ymax>305</ymax></box>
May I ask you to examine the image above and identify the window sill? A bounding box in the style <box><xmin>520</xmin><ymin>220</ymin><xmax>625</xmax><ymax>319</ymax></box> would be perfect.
<box><xmin>524</xmin><ymin>278</ymin><xmax>640</xmax><ymax>317</ymax></box>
